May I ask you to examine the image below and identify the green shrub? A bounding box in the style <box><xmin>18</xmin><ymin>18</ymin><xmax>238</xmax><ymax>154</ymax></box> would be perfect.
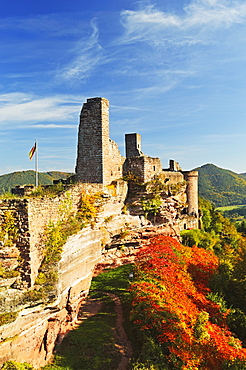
<box><xmin>1</xmin><ymin>361</ymin><xmax>33</xmax><ymax>370</ymax></box>
<box><xmin>0</xmin><ymin>312</ymin><xmax>18</xmax><ymax>326</ymax></box>
<box><xmin>0</xmin><ymin>211</ymin><xmax>18</xmax><ymax>248</ymax></box>
<box><xmin>122</xmin><ymin>171</ymin><xmax>142</xmax><ymax>184</ymax></box>
<box><xmin>0</xmin><ymin>192</ymin><xmax>18</xmax><ymax>200</ymax></box>
<box><xmin>22</xmin><ymin>288</ymin><xmax>46</xmax><ymax>304</ymax></box>
<box><xmin>131</xmin><ymin>333</ymin><xmax>171</xmax><ymax>370</ymax></box>
<box><xmin>0</xmin><ymin>264</ymin><xmax>19</xmax><ymax>279</ymax></box>
<box><xmin>141</xmin><ymin>195</ymin><xmax>162</xmax><ymax>219</ymax></box>
<box><xmin>181</xmin><ymin>228</ymin><xmax>219</xmax><ymax>250</ymax></box>
<box><xmin>29</xmin><ymin>183</ymin><xmax>65</xmax><ymax>198</ymax></box>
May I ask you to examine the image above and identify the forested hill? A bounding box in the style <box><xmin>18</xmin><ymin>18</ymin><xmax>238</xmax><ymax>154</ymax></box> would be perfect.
<box><xmin>2</xmin><ymin>165</ymin><xmax>246</xmax><ymax>207</ymax></box>
<box><xmin>196</xmin><ymin>163</ymin><xmax>246</xmax><ymax>207</ymax></box>
<box><xmin>0</xmin><ymin>170</ymin><xmax>73</xmax><ymax>195</ymax></box>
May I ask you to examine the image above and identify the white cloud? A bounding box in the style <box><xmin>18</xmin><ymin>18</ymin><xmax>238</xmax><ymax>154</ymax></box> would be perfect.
<box><xmin>111</xmin><ymin>104</ymin><xmax>147</xmax><ymax>112</ymax></box>
<box><xmin>119</xmin><ymin>1</ymin><xmax>246</xmax><ymax>45</ymax></box>
<box><xmin>0</xmin><ymin>93</ymin><xmax>32</xmax><ymax>103</ymax></box>
<box><xmin>184</xmin><ymin>0</ymin><xmax>246</xmax><ymax>28</ymax></box>
<box><xmin>0</xmin><ymin>93</ymin><xmax>83</xmax><ymax>127</ymax></box>
<box><xmin>57</xmin><ymin>18</ymin><xmax>105</xmax><ymax>81</ymax></box>
<box><xmin>20</xmin><ymin>124</ymin><xmax>77</xmax><ymax>129</ymax></box>
<box><xmin>133</xmin><ymin>82</ymin><xmax>179</xmax><ymax>96</ymax></box>
<box><xmin>204</xmin><ymin>133</ymin><xmax>246</xmax><ymax>142</ymax></box>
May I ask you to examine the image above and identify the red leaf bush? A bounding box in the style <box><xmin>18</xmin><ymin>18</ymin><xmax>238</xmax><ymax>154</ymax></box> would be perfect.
<box><xmin>130</xmin><ymin>235</ymin><xmax>246</xmax><ymax>369</ymax></box>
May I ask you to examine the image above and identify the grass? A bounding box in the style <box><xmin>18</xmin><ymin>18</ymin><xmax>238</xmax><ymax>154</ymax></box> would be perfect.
<box><xmin>216</xmin><ymin>204</ymin><xmax>246</xmax><ymax>224</ymax></box>
<box><xmin>90</xmin><ymin>264</ymin><xmax>134</xmax><ymax>295</ymax></box>
<box><xmin>216</xmin><ymin>205</ymin><xmax>246</xmax><ymax>212</ymax></box>
<box><xmin>90</xmin><ymin>264</ymin><xmax>141</xmax><ymax>358</ymax></box>
<box><xmin>43</xmin><ymin>264</ymin><xmax>135</xmax><ymax>370</ymax></box>
<box><xmin>43</xmin><ymin>295</ymin><xmax>120</xmax><ymax>370</ymax></box>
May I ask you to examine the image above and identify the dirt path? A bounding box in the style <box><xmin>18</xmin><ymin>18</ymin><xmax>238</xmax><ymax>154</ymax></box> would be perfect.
<box><xmin>78</xmin><ymin>292</ymin><xmax>133</xmax><ymax>370</ymax></box>
<box><xmin>77</xmin><ymin>297</ymin><xmax>103</xmax><ymax>322</ymax></box>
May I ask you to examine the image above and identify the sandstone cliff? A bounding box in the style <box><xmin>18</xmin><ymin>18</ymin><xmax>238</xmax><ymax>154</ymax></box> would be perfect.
<box><xmin>0</xmin><ymin>178</ymin><xmax>198</xmax><ymax>368</ymax></box>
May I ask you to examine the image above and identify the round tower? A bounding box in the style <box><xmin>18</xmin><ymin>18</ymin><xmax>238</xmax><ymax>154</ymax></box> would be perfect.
<box><xmin>183</xmin><ymin>171</ymin><xmax>199</xmax><ymax>216</ymax></box>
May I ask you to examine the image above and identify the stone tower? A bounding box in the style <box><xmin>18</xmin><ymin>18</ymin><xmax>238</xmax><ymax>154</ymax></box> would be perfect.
<box><xmin>183</xmin><ymin>171</ymin><xmax>199</xmax><ymax>216</ymax></box>
<box><xmin>75</xmin><ymin>97</ymin><xmax>124</xmax><ymax>184</ymax></box>
<box><xmin>125</xmin><ymin>133</ymin><xmax>143</xmax><ymax>157</ymax></box>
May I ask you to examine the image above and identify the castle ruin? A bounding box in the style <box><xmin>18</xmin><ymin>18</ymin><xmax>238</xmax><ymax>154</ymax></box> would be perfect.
<box><xmin>75</xmin><ymin>97</ymin><xmax>199</xmax><ymax>222</ymax></box>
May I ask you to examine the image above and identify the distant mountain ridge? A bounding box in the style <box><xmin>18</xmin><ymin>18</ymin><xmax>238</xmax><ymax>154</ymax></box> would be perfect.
<box><xmin>195</xmin><ymin>163</ymin><xmax>246</xmax><ymax>207</ymax></box>
<box><xmin>1</xmin><ymin>165</ymin><xmax>245</xmax><ymax>207</ymax></box>
<box><xmin>0</xmin><ymin>170</ymin><xmax>73</xmax><ymax>195</ymax></box>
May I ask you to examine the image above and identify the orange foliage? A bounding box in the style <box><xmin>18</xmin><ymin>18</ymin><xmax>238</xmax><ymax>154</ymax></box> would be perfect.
<box><xmin>130</xmin><ymin>235</ymin><xmax>246</xmax><ymax>369</ymax></box>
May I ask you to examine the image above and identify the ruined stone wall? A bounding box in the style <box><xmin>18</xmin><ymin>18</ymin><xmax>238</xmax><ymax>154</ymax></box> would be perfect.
<box><xmin>104</xmin><ymin>139</ymin><xmax>125</xmax><ymax>184</ymax></box>
<box><xmin>123</xmin><ymin>156</ymin><xmax>145</xmax><ymax>181</ymax></box>
<box><xmin>169</xmin><ymin>160</ymin><xmax>182</xmax><ymax>172</ymax></box>
<box><xmin>162</xmin><ymin>171</ymin><xmax>184</xmax><ymax>184</ymax></box>
<box><xmin>0</xmin><ymin>183</ymin><xmax>105</xmax><ymax>289</ymax></box>
<box><xmin>0</xmin><ymin>199</ymin><xmax>32</xmax><ymax>286</ymax></box>
<box><xmin>27</xmin><ymin>198</ymin><xmax>63</xmax><ymax>286</ymax></box>
<box><xmin>124</xmin><ymin>156</ymin><xmax>162</xmax><ymax>182</ymax></box>
<box><xmin>143</xmin><ymin>157</ymin><xmax>163</xmax><ymax>182</ymax></box>
<box><xmin>0</xmin><ymin>94</ymin><xmax>201</xmax><ymax>367</ymax></box>
<box><xmin>180</xmin><ymin>215</ymin><xmax>199</xmax><ymax>230</ymax></box>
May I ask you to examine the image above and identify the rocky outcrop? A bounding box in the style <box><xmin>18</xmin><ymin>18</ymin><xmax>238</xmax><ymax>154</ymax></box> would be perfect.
<box><xmin>0</xmin><ymin>179</ymin><xmax>198</xmax><ymax>368</ymax></box>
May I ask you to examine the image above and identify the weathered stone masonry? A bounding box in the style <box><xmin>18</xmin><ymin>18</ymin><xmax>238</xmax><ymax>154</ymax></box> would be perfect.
<box><xmin>75</xmin><ymin>97</ymin><xmax>124</xmax><ymax>185</ymax></box>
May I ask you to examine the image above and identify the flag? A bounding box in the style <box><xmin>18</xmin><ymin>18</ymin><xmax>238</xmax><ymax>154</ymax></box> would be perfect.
<box><xmin>29</xmin><ymin>142</ymin><xmax>36</xmax><ymax>160</ymax></box>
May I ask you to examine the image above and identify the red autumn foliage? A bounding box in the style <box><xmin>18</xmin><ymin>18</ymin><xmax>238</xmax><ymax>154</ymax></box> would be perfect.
<box><xmin>130</xmin><ymin>235</ymin><xmax>246</xmax><ymax>369</ymax></box>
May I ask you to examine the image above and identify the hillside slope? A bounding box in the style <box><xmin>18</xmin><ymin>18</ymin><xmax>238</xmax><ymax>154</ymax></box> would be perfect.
<box><xmin>0</xmin><ymin>170</ymin><xmax>73</xmax><ymax>194</ymax></box>
<box><xmin>196</xmin><ymin>163</ymin><xmax>246</xmax><ymax>207</ymax></box>
<box><xmin>2</xmin><ymin>165</ymin><xmax>246</xmax><ymax>208</ymax></box>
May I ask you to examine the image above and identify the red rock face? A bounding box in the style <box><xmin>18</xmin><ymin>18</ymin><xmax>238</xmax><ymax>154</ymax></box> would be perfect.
<box><xmin>0</xmin><ymin>279</ymin><xmax>91</xmax><ymax>368</ymax></box>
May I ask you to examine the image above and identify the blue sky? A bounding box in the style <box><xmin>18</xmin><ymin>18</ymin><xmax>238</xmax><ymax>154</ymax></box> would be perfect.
<box><xmin>1</xmin><ymin>0</ymin><xmax>246</xmax><ymax>176</ymax></box>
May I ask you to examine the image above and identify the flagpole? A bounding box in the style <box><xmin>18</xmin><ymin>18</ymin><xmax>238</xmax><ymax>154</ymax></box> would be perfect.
<box><xmin>35</xmin><ymin>140</ymin><xmax>38</xmax><ymax>187</ymax></box>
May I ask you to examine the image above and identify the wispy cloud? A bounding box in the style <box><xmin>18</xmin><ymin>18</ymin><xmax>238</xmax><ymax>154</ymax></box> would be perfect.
<box><xmin>204</xmin><ymin>133</ymin><xmax>246</xmax><ymax>142</ymax></box>
<box><xmin>133</xmin><ymin>82</ymin><xmax>179</xmax><ymax>96</ymax></box>
<box><xmin>56</xmin><ymin>18</ymin><xmax>105</xmax><ymax>82</ymax></box>
<box><xmin>119</xmin><ymin>0</ymin><xmax>246</xmax><ymax>45</ymax></box>
<box><xmin>20</xmin><ymin>124</ymin><xmax>77</xmax><ymax>129</ymax></box>
<box><xmin>110</xmin><ymin>0</ymin><xmax>246</xmax><ymax>102</ymax></box>
<box><xmin>0</xmin><ymin>93</ymin><xmax>82</xmax><ymax>127</ymax></box>
<box><xmin>184</xmin><ymin>0</ymin><xmax>246</xmax><ymax>28</ymax></box>
<box><xmin>111</xmin><ymin>104</ymin><xmax>148</xmax><ymax>112</ymax></box>
<box><xmin>0</xmin><ymin>13</ymin><xmax>106</xmax><ymax>84</ymax></box>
